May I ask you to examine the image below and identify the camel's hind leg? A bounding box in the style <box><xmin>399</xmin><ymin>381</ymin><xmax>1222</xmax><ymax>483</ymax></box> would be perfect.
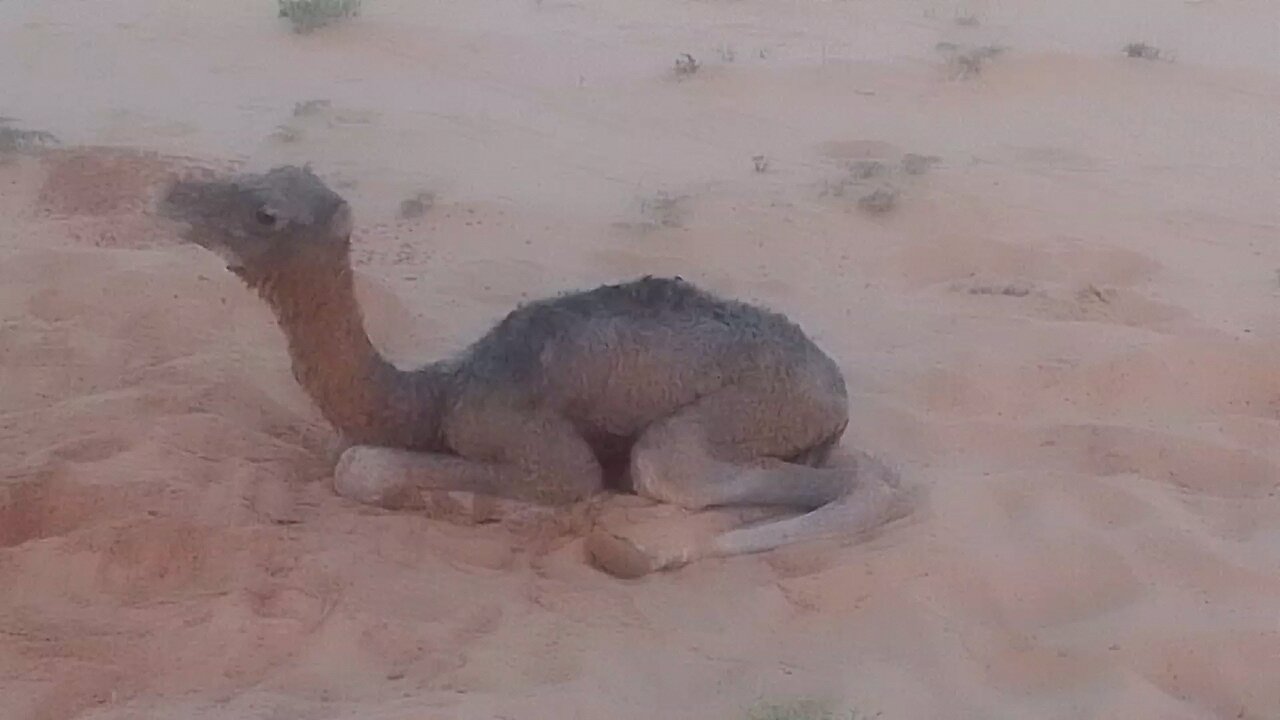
<box><xmin>586</xmin><ymin>388</ymin><xmax>906</xmax><ymax>577</ymax></box>
<box><xmin>705</xmin><ymin>450</ymin><xmax>904</xmax><ymax>555</ymax></box>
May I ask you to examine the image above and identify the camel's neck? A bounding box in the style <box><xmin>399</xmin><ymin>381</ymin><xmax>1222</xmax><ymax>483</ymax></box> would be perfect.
<box><xmin>254</xmin><ymin>253</ymin><xmax>447</xmax><ymax>449</ymax></box>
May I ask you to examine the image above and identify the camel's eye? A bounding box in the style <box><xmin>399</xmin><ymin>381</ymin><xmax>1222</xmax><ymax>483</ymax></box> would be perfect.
<box><xmin>255</xmin><ymin>208</ymin><xmax>278</xmax><ymax>227</ymax></box>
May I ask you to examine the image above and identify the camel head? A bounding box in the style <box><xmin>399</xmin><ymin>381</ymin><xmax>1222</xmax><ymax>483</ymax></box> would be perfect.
<box><xmin>159</xmin><ymin>164</ymin><xmax>353</xmax><ymax>285</ymax></box>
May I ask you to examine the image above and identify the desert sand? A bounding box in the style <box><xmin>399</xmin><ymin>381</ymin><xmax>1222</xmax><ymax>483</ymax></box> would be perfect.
<box><xmin>2</xmin><ymin>0</ymin><xmax>1279</xmax><ymax>718</ymax></box>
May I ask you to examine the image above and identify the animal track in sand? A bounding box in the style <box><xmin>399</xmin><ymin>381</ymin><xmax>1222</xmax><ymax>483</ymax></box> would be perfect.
<box><xmin>1046</xmin><ymin>424</ymin><xmax>1277</xmax><ymax>499</ymax></box>
<box><xmin>946</xmin><ymin>278</ymin><xmax>1188</xmax><ymax>330</ymax></box>
<box><xmin>890</xmin><ymin>233</ymin><xmax>1162</xmax><ymax>290</ymax></box>
<box><xmin>889</xmin><ymin>231</ymin><xmax>1184</xmax><ymax>329</ymax></box>
<box><xmin>61</xmin><ymin>521</ymin><xmax>243</xmax><ymax>602</ymax></box>
<box><xmin>0</xmin><ymin>473</ymin><xmax>127</xmax><ymax>548</ymax></box>
<box><xmin>917</xmin><ymin>337</ymin><xmax>1280</xmax><ymax>424</ymax></box>
<box><xmin>1133</xmin><ymin>632</ymin><xmax>1280</xmax><ymax>720</ymax></box>
<box><xmin>937</xmin><ymin>420</ymin><xmax>1277</xmax><ymax>500</ymax></box>
<box><xmin>46</xmin><ymin>434</ymin><xmax>133</xmax><ymax>464</ymax></box>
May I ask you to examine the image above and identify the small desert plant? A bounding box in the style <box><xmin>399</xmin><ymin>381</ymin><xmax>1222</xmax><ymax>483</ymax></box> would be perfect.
<box><xmin>936</xmin><ymin>42</ymin><xmax>1005</xmax><ymax>79</ymax></box>
<box><xmin>398</xmin><ymin>191</ymin><xmax>436</xmax><ymax>220</ymax></box>
<box><xmin>293</xmin><ymin>99</ymin><xmax>332</xmax><ymax>117</ymax></box>
<box><xmin>857</xmin><ymin>187</ymin><xmax>898</xmax><ymax>214</ymax></box>
<box><xmin>639</xmin><ymin>191</ymin><xmax>689</xmax><ymax>228</ymax></box>
<box><xmin>961</xmin><ymin>281</ymin><xmax>1033</xmax><ymax>297</ymax></box>
<box><xmin>0</xmin><ymin>121</ymin><xmax>58</xmax><ymax>154</ymax></box>
<box><xmin>674</xmin><ymin>53</ymin><xmax>700</xmax><ymax>77</ymax></box>
<box><xmin>278</xmin><ymin>0</ymin><xmax>362</xmax><ymax>33</ymax></box>
<box><xmin>848</xmin><ymin>160</ymin><xmax>888</xmax><ymax>180</ymax></box>
<box><xmin>752</xmin><ymin>155</ymin><xmax>770</xmax><ymax>173</ymax></box>
<box><xmin>747</xmin><ymin>699</ymin><xmax>881</xmax><ymax>720</ymax></box>
<box><xmin>1123</xmin><ymin>42</ymin><xmax>1162</xmax><ymax>60</ymax></box>
<box><xmin>900</xmin><ymin>153</ymin><xmax>940</xmax><ymax>175</ymax></box>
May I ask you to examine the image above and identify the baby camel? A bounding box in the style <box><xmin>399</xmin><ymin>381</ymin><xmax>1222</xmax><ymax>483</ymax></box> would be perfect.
<box><xmin>158</xmin><ymin>165</ymin><xmax>905</xmax><ymax>577</ymax></box>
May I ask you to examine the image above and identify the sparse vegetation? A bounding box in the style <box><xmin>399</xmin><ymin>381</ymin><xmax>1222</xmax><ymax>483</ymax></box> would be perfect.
<box><xmin>849</xmin><ymin>160</ymin><xmax>888</xmax><ymax>180</ymax></box>
<box><xmin>936</xmin><ymin>42</ymin><xmax>1006</xmax><ymax>79</ymax></box>
<box><xmin>293</xmin><ymin>99</ymin><xmax>332</xmax><ymax>117</ymax></box>
<box><xmin>857</xmin><ymin>187</ymin><xmax>898</xmax><ymax>214</ymax></box>
<box><xmin>278</xmin><ymin>0</ymin><xmax>362</xmax><ymax>33</ymax></box>
<box><xmin>747</xmin><ymin>699</ymin><xmax>881</xmax><ymax>720</ymax></box>
<box><xmin>674</xmin><ymin>53</ymin><xmax>700</xmax><ymax>77</ymax></box>
<box><xmin>959</xmin><ymin>281</ymin><xmax>1034</xmax><ymax>297</ymax></box>
<box><xmin>1078</xmin><ymin>283</ymin><xmax>1115</xmax><ymax>305</ymax></box>
<box><xmin>271</xmin><ymin>99</ymin><xmax>334</xmax><ymax>143</ymax></box>
<box><xmin>819</xmin><ymin>150</ymin><xmax>934</xmax><ymax>212</ymax></box>
<box><xmin>753</xmin><ymin>155</ymin><xmax>770</xmax><ymax>173</ymax></box>
<box><xmin>639</xmin><ymin>191</ymin><xmax>689</xmax><ymax>228</ymax></box>
<box><xmin>0</xmin><ymin>121</ymin><xmax>58</xmax><ymax>154</ymax></box>
<box><xmin>1123</xmin><ymin>42</ymin><xmax>1163</xmax><ymax>60</ymax></box>
<box><xmin>901</xmin><ymin>153</ymin><xmax>940</xmax><ymax>175</ymax></box>
<box><xmin>270</xmin><ymin>124</ymin><xmax>303</xmax><ymax>143</ymax></box>
<box><xmin>819</xmin><ymin>167</ymin><xmax>883</xmax><ymax>200</ymax></box>
<box><xmin>398</xmin><ymin>192</ymin><xmax>436</xmax><ymax>220</ymax></box>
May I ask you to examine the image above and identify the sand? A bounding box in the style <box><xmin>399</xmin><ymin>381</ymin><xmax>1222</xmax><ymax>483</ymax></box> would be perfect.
<box><xmin>2</xmin><ymin>0</ymin><xmax>1279</xmax><ymax>718</ymax></box>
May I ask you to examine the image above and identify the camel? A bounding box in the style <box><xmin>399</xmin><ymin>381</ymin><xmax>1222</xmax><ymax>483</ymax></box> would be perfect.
<box><xmin>157</xmin><ymin>164</ymin><xmax>907</xmax><ymax>577</ymax></box>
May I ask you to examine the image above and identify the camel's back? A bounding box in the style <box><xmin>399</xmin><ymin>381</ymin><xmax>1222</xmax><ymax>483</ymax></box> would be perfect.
<box><xmin>454</xmin><ymin>276</ymin><xmax>845</xmax><ymax>434</ymax></box>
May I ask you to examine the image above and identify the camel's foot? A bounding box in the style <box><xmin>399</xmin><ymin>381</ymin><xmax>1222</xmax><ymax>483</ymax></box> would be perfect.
<box><xmin>332</xmin><ymin>446</ymin><xmax>420</xmax><ymax>509</ymax></box>
<box><xmin>584</xmin><ymin>527</ymin><xmax>694</xmax><ymax>579</ymax></box>
<box><xmin>583</xmin><ymin>503</ymin><xmax>781</xmax><ymax>578</ymax></box>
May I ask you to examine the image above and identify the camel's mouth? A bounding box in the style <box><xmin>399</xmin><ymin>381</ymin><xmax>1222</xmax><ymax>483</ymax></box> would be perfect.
<box><xmin>206</xmin><ymin>244</ymin><xmax>249</xmax><ymax>273</ymax></box>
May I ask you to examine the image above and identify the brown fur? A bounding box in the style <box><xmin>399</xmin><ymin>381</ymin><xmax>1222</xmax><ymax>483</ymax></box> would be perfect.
<box><xmin>251</xmin><ymin>247</ymin><xmax>445</xmax><ymax>449</ymax></box>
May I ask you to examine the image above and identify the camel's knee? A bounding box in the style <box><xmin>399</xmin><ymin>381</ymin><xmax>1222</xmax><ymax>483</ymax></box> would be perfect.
<box><xmin>629</xmin><ymin>434</ymin><xmax>721</xmax><ymax>510</ymax></box>
<box><xmin>585</xmin><ymin>526</ymin><xmax>699</xmax><ymax>578</ymax></box>
<box><xmin>516</xmin><ymin>444</ymin><xmax>605</xmax><ymax>505</ymax></box>
<box><xmin>333</xmin><ymin>446</ymin><xmax>417</xmax><ymax>509</ymax></box>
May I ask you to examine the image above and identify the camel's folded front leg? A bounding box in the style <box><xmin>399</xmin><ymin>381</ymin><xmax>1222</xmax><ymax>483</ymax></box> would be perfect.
<box><xmin>333</xmin><ymin>445</ymin><xmax>510</xmax><ymax>509</ymax></box>
<box><xmin>333</xmin><ymin>426</ymin><xmax>603</xmax><ymax>512</ymax></box>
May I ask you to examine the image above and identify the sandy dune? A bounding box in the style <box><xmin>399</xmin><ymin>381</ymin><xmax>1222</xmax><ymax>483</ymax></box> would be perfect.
<box><xmin>2</xmin><ymin>0</ymin><xmax>1279</xmax><ymax>718</ymax></box>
